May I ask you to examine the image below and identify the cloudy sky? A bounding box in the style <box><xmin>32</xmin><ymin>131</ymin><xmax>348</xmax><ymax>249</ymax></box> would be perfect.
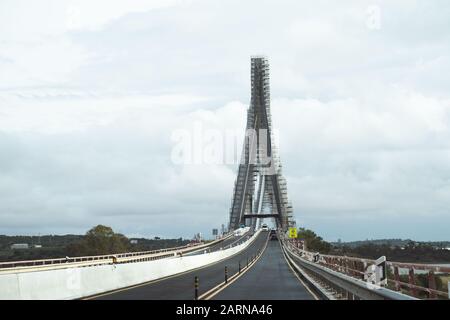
<box><xmin>0</xmin><ymin>0</ymin><xmax>449</xmax><ymax>241</ymax></box>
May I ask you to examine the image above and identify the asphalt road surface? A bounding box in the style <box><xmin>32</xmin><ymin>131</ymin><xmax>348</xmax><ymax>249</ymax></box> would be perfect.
<box><xmin>212</xmin><ymin>239</ymin><xmax>316</xmax><ymax>300</ymax></box>
<box><xmin>186</xmin><ymin>231</ymin><xmax>252</xmax><ymax>256</ymax></box>
<box><xmin>90</xmin><ymin>231</ymin><xmax>268</xmax><ymax>300</ymax></box>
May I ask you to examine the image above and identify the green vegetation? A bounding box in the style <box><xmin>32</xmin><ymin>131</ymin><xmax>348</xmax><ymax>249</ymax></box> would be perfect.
<box><xmin>297</xmin><ymin>228</ymin><xmax>332</xmax><ymax>253</ymax></box>
<box><xmin>294</xmin><ymin>228</ymin><xmax>450</xmax><ymax>264</ymax></box>
<box><xmin>67</xmin><ymin>225</ymin><xmax>130</xmax><ymax>256</ymax></box>
<box><xmin>334</xmin><ymin>241</ymin><xmax>450</xmax><ymax>263</ymax></box>
<box><xmin>0</xmin><ymin>225</ymin><xmax>191</xmax><ymax>262</ymax></box>
<box><xmin>0</xmin><ymin>234</ymin><xmax>83</xmax><ymax>261</ymax></box>
<box><xmin>333</xmin><ymin>239</ymin><xmax>450</xmax><ymax>250</ymax></box>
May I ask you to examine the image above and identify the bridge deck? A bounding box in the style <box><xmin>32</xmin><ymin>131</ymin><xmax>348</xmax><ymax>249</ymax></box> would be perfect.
<box><xmin>212</xmin><ymin>240</ymin><xmax>316</xmax><ymax>300</ymax></box>
<box><xmin>185</xmin><ymin>231</ymin><xmax>251</xmax><ymax>256</ymax></box>
<box><xmin>89</xmin><ymin>231</ymin><xmax>268</xmax><ymax>300</ymax></box>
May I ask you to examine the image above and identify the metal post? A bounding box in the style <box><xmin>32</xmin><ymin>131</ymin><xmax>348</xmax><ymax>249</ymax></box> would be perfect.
<box><xmin>225</xmin><ymin>266</ymin><xmax>228</xmax><ymax>283</ymax></box>
<box><xmin>394</xmin><ymin>266</ymin><xmax>401</xmax><ymax>291</ymax></box>
<box><xmin>408</xmin><ymin>268</ymin><xmax>417</xmax><ymax>297</ymax></box>
<box><xmin>239</xmin><ymin>261</ymin><xmax>241</xmax><ymax>273</ymax></box>
<box><xmin>428</xmin><ymin>271</ymin><xmax>437</xmax><ymax>299</ymax></box>
<box><xmin>194</xmin><ymin>276</ymin><xmax>199</xmax><ymax>300</ymax></box>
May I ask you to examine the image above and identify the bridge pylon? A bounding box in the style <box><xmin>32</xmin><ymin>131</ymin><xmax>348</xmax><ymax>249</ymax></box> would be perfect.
<box><xmin>229</xmin><ymin>56</ymin><xmax>294</xmax><ymax>232</ymax></box>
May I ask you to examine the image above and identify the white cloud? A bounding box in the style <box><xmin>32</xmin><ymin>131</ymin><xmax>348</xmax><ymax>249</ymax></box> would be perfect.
<box><xmin>271</xmin><ymin>91</ymin><xmax>450</xmax><ymax>239</ymax></box>
<box><xmin>0</xmin><ymin>38</ymin><xmax>89</xmax><ymax>87</ymax></box>
<box><xmin>0</xmin><ymin>0</ymin><xmax>189</xmax><ymax>41</ymax></box>
<box><xmin>0</xmin><ymin>93</ymin><xmax>245</xmax><ymax>237</ymax></box>
<box><xmin>64</xmin><ymin>0</ymin><xmax>190</xmax><ymax>31</ymax></box>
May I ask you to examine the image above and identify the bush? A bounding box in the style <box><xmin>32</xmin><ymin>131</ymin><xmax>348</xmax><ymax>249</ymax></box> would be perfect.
<box><xmin>67</xmin><ymin>225</ymin><xmax>130</xmax><ymax>256</ymax></box>
<box><xmin>297</xmin><ymin>228</ymin><xmax>332</xmax><ymax>253</ymax></box>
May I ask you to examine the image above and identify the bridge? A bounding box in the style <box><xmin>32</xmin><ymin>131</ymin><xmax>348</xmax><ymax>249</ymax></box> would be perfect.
<box><xmin>0</xmin><ymin>57</ymin><xmax>448</xmax><ymax>300</ymax></box>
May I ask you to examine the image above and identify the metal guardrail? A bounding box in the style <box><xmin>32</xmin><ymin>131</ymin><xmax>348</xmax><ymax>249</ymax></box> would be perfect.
<box><xmin>0</xmin><ymin>246</ymin><xmax>187</xmax><ymax>269</ymax></box>
<box><xmin>283</xmin><ymin>245</ymin><xmax>415</xmax><ymax>300</ymax></box>
<box><xmin>283</xmin><ymin>238</ymin><xmax>450</xmax><ymax>300</ymax></box>
<box><xmin>0</xmin><ymin>233</ymin><xmax>234</xmax><ymax>273</ymax></box>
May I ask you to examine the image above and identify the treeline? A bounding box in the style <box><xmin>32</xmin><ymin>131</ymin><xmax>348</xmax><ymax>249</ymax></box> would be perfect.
<box><xmin>0</xmin><ymin>234</ymin><xmax>83</xmax><ymax>250</ymax></box>
<box><xmin>333</xmin><ymin>239</ymin><xmax>450</xmax><ymax>249</ymax></box>
<box><xmin>296</xmin><ymin>228</ymin><xmax>450</xmax><ymax>263</ymax></box>
<box><xmin>297</xmin><ymin>228</ymin><xmax>332</xmax><ymax>253</ymax></box>
<box><xmin>0</xmin><ymin>225</ymin><xmax>190</xmax><ymax>262</ymax></box>
<box><xmin>334</xmin><ymin>242</ymin><xmax>450</xmax><ymax>263</ymax></box>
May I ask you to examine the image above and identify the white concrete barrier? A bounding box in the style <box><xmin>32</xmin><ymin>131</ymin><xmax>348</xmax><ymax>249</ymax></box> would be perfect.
<box><xmin>0</xmin><ymin>230</ymin><xmax>261</xmax><ymax>300</ymax></box>
<box><xmin>233</xmin><ymin>226</ymin><xmax>250</xmax><ymax>236</ymax></box>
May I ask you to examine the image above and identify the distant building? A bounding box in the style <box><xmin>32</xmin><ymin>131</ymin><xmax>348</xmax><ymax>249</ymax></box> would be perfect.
<box><xmin>10</xmin><ymin>243</ymin><xmax>29</xmax><ymax>250</ymax></box>
<box><xmin>130</xmin><ymin>239</ymin><xmax>138</xmax><ymax>245</ymax></box>
<box><xmin>154</xmin><ymin>237</ymin><xmax>161</xmax><ymax>240</ymax></box>
<box><xmin>32</xmin><ymin>244</ymin><xmax>42</xmax><ymax>248</ymax></box>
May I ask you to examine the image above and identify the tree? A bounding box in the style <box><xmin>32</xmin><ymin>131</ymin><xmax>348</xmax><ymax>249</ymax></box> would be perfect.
<box><xmin>67</xmin><ymin>225</ymin><xmax>130</xmax><ymax>256</ymax></box>
<box><xmin>297</xmin><ymin>228</ymin><xmax>332</xmax><ymax>253</ymax></box>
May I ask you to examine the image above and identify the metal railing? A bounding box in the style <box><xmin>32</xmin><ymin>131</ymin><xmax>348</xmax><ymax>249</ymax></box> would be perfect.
<box><xmin>0</xmin><ymin>245</ymin><xmax>188</xmax><ymax>270</ymax></box>
<box><xmin>283</xmin><ymin>238</ymin><xmax>450</xmax><ymax>300</ymax></box>
<box><xmin>0</xmin><ymin>233</ymin><xmax>233</xmax><ymax>273</ymax></box>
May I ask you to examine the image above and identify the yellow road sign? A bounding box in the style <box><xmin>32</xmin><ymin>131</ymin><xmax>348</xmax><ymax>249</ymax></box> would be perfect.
<box><xmin>288</xmin><ymin>227</ymin><xmax>297</xmax><ymax>238</ymax></box>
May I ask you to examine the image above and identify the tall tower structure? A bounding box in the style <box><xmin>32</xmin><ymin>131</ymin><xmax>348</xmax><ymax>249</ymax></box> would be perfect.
<box><xmin>229</xmin><ymin>57</ymin><xmax>294</xmax><ymax>231</ymax></box>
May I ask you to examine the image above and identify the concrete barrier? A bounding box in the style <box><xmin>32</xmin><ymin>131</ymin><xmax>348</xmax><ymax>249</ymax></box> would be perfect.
<box><xmin>0</xmin><ymin>230</ymin><xmax>261</xmax><ymax>300</ymax></box>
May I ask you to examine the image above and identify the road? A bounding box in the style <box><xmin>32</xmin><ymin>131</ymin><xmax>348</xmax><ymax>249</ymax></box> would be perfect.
<box><xmin>89</xmin><ymin>231</ymin><xmax>268</xmax><ymax>300</ymax></box>
<box><xmin>212</xmin><ymin>239</ymin><xmax>316</xmax><ymax>300</ymax></box>
<box><xmin>186</xmin><ymin>231</ymin><xmax>252</xmax><ymax>256</ymax></box>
